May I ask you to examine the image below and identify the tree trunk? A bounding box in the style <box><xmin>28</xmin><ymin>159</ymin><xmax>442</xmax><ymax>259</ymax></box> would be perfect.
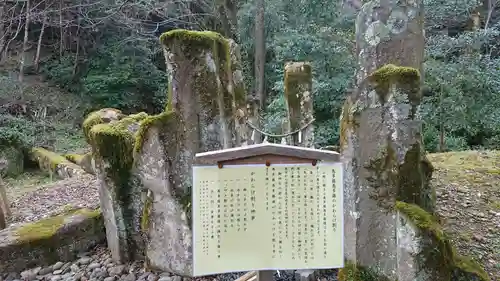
<box><xmin>0</xmin><ymin>200</ymin><xmax>5</xmax><ymax>230</ymax></box>
<box><xmin>252</xmin><ymin>0</ymin><xmax>265</xmax><ymax>144</ymax></box>
<box><xmin>0</xmin><ymin>4</ymin><xmax>5</xmax><ymax>63</ymax></box>
<box><xmin>223</xmin><ymin>0</ymin><xmax>238</xmax><ymax>41</ymax></box>
<box><xmin>0</xmin><ymin>181</ymin><xmax>10</xmax><ymax>218</ymax></box>
<box><xmin>19</xmin><ymin>0</ymin><xmax>31</xmax><ymax>83</ymax></box>
<box><xmin>59</xmin><ymin>0</ymin><xmax>63</xmax><ymax>57</ymax></box>
<box><xmin>0</xmin><ymin>160</ymin><xmax>9</xmax><ymax>230</ymax></box>
<box><xmin>254</xmin><ymin>0</ymin><xmax>265</xmax><ymax>108</ymax></box>
<box><xmin>0</xmin><ymin>9</ymin><xmax>24</xmax><ymax>63</ymax></box>
<box><xmin>34</xmin><ymin>13</ymin><xmax>47</xmax><ymax>72</ymax></box>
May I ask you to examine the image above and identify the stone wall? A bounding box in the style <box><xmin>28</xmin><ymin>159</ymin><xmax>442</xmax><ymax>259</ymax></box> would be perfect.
<box><xmin>0</xmin><ymin>208</ymin><xmax>105</xmax><ymax>273</ymax></box>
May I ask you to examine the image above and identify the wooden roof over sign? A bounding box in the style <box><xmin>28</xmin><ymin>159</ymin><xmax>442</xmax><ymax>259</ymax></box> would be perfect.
<box><xmin>194</xmin><ymin>143</ymin><xmax>340</xmax><ymax>164</ymax></box>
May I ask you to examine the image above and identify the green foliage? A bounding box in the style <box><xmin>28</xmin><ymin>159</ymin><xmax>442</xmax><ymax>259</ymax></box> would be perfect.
<box><xmin>237</xmin><ymin>0</ymin><xmax>500</xmax><ymax>151</ymax></box>
<box><xmin>423</xmin><ymin>53</ymin><xmax>500</xmax><ymax>151</ymax></box>
<box><xmin>32</xmin><ymin>0</ymin><xmax>500</xmax><ymax>154</ymax></box>
<box><xmin>0</xmin><ymin>114</ymin><xmax>42</xmax><ymax>149</ymax></box>
<box><xmin>238</xmin><ymin>0</ymin><xmax>355</xmax><ymax>147</ymax></box>
<box><xmin>42</xmin><ymin>35</ymin><xmax>167</xmax><ymax>114</ymax></box>
<box><xmin>424</xmin><ymin>0</ymin><xmax>480</xmax><ymax>30</ymax></box>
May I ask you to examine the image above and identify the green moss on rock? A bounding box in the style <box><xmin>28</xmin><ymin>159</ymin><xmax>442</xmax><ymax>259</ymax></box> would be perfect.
<box><xmin>64</xmin><ymin>153</ymin><xmax>84</xmax><ymax>164</ymax></box>
<box><xmin>82</xmin><ymin>108</ymin><xmax>124</xmax><ymax>142</ymax></box>
<box><xmin>160</xmin><ymin>29</ymin><xmax>228</xmax><ymax>55</ymax></box>
<box><xmin>337</xmin><ymin>260</ymin><xmax>393</xmax><ymax>281</ymax></box>
<box><xmin>160</xmin><ymin>29</ymin><xmax>233</xmax><ymax>116</ymax></box>
<box><xmin>88</xmin><ymin>113</ymin><xmax>146</xmax><ymax>185</ymax></box>
<box><xmin>160</xmin><ymin>29</ymin><xmax>231</xmax><ymax>73</ymax></box>
<box><xmin>30</xmin><ymin>147</ymin><xmax>69</xmax><ymax>172</ymax></box>
<box><xmin>15</xmin><ymin>208</ymin><xmax>101</xmax><ymax>242</ymax></box>
<box><xmin>368</xmin><ymin>64</ymin><xmax>421</xmax><ymax>110</ymax></box>
<box><xmin>133</xmin><ymin>111</ymin><xmax>172</xmax><ymax>155</ymax></box>
<box><xmin>141</xmin><ymin>193</ymin><xmax>153</xmax><ymax>232</ymax></box>
<box><xmin>339</xmin><ymin>97</ymin><xmax>353</xmax><ymax>150</ymax></box>
<box><xmin>395</xmin><ymin>201</ymin><xmax>490</xmax><ymax>281</ymax></box>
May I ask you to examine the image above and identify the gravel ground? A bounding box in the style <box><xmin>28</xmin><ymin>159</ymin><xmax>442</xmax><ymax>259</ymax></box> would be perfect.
<box><xmin>2</xmin><ymin>245</ymin><xmax>338</xmax><ymax>281</ymax></box>
<box><xmin>3</xmin><ymin>175</ymin><xmax>338</xmax><ymax>281</ymax></box>
<box><xmin>6</xmin><ymin>174</ymin><xmax>99</xmax><ymax>226</ymax></box>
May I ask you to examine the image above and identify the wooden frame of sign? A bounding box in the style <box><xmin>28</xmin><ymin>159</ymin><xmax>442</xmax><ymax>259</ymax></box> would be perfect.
<box><xmin>192</xmin><ymin>143</ymin><xmax>344</xmax><ymax>280</ymax></box>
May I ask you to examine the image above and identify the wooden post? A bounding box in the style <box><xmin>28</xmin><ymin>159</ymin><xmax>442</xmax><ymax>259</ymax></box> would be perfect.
<box><xmin>257</xmin><ymin>270</ymin><xmax>274</xmax><ymax>281</ymax></box>
<box><xmin>0</xmin><ymin>159</ymin><xmax>8</xmax><ymax>230</ymax></box>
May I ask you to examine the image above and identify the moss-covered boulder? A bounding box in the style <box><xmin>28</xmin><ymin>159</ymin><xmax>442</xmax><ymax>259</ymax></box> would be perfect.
<box><xmin>87</xmin><ymin>112</ymin><xmax>148</xmax><ymax>263</ymax></box>
<box><xmin>0</xmin><ymin>208</ymin><xmax>105</xmax><ymax>272</ymax></box>
<box><xmin>82</xmin><ymin>108</ymin><xmax>125</xmax><ymax>142</ymax></box>
<box><xmin>337</xmin><ymin>203</ymin><xmax>491</xmax><ymax>281</ymax></box>
<box><xmin>395</xmin><ymin>202</ymin><xmax>490</xmax><ymax>281</ymax></box>
<box><xmin>64</xmin><ymin>153</ymin><xmax>84</xmax><ymax>164</ymax></box>
<box><xmin>64</xmin><ymin>152</ymin><xmax>96</xmax><ymax>175</ymax></box>
<box><xmin>85</xmin><ymin>30</ymin><xmax>247</xmax><ymax>275</ymax></box>
<box><xmin>29</xmin><ymin>147</ymin><xmax>86</xmax><ymax>179</ymax></box>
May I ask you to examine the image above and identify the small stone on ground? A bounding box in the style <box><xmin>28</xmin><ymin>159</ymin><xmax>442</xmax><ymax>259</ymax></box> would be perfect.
<box><xmin>3</xmin><ymin>245</ymin><xmax>338</xmax><ymax>281</ymax></box>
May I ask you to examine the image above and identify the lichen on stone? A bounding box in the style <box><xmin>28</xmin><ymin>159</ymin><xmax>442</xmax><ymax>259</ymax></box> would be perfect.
<box><xmin>284</xmin><ymin>62</ymin><xmax>312</xmax><ymax>131</ymax></box>
<box><xmin>395</xmin><ymin>201</ymin><xmax>491</xmax><ymax>281</ymax></box>
<box><xmin>364</xmin><ymin>20</ymin><xmax>391</xmax><ymax>46</ymax></box>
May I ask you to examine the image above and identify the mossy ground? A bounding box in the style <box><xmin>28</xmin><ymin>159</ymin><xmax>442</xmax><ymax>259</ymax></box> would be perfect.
<box><xmin>428</xmin><ymin>150</ymin><xmax>500</xmax><ymax>280</ymax></box>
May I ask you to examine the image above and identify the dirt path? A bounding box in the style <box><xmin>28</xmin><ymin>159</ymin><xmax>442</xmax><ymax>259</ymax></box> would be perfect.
<box><xmin>429</xmin><ymin>150</ymin><xmax>500</xmax><ymax>280</ymax></box>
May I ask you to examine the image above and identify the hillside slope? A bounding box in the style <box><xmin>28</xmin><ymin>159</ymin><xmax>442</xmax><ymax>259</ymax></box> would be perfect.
<box><xmin>429</xmin><ymin>150</ymin><xmax>500</xmax><ymax>280</ymax></box>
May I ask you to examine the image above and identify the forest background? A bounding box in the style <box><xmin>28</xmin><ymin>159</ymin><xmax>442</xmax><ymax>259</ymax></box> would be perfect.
<box><xmin>0</xmin><ymin>0</ymin><xmax>498</xmax><ymax>154</ymax></box>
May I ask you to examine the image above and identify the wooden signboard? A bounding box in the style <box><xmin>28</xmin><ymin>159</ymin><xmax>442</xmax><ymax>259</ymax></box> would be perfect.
<box><xmin>192</xmin><ymin>143</ymin><xmax>344</xmax><ymax>277</ymax></box>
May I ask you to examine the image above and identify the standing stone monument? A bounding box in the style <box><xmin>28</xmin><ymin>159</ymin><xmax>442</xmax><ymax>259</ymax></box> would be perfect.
<box><xmin>85</xmin><ymin>30</ymin><xmax>248</xmax><ymax>276</ymax></box>
<box><xmin>284</xmin><ymin>62</ymin><xmax>314</xmax><ymax>148</ymax></box>
<box><xmin>339</xmin><ymin>0</ymin><xmax>490</xmax><ymax>280</ymax></box>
